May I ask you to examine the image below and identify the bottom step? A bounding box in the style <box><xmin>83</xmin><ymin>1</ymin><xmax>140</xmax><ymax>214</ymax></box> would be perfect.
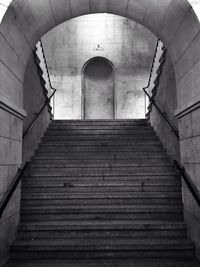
<box><xmin>5</xmin><ymin>259</ymin><xmax>200</xmax><ymax>267</ymax></box>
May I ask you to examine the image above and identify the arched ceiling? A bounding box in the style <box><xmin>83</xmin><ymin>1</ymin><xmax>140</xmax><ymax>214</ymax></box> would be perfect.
<box><xmin>0</xmin><ymin>0</ymin><xmax>194</xmax><ymax>49</ymax></box>
<box><xmin>0</xmin><ymin>0</ymin><xmax>199</xmax><ymax>111</ymax></box>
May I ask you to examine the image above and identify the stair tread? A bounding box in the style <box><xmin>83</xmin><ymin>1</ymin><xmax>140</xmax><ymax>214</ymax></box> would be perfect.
<box><xmin>12</xmin><ymin>237</ymin><xmax>194</xmax><ymax>246</ymax></box>
<box><xmin>5</xmin><ymin>259</ymin><xmax>200</xmax><ymax>267</ymax></box>
<box><xmin>9</xmin><ymin>119</ymin><xmax>198</xmax><ymax>263</ymax></box>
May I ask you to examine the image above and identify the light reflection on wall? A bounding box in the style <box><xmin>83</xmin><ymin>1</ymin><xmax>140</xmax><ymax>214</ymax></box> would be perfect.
<box><xmin>188</xmin><ymin>0</ymin><xmax>200</xmax><ymax>21</ymax></box>
<box><xmin>42</xmin><ymin>14</ymin><xmax>156</xmax><ymax>119</ymax></box>
<box><xmin>0</xmin><ymin>0</ymin><xmax>12</xmax><ymax>23</ymax></box>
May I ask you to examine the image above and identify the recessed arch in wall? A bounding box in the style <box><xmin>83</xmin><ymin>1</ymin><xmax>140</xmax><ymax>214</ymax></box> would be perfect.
<box><xmin>1</xmin><ymin>0</ymin><xmax>200</xmax><ymax>260</ymax></box>
<box><xmin>82</xmin><ymin>56</ymin><xmax>115</xmax><ymax>119</ymax></box>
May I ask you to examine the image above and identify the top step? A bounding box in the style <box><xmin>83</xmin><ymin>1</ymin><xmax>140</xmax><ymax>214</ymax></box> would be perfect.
<box><xmin>52</xmin><ymin>120</ymin><xmax>149</xmax><ymax>126</ymax></box>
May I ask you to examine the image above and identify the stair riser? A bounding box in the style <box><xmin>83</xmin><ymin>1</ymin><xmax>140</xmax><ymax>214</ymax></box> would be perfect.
<box><xmin>9</xmin><ymin>119</ymin><xmax>198</xmax><ymax>265</ymax></box>
<box><xmin>43</xmin><ymin>136</ymin><xmax>157</xmax><ymax>141</ymax></box>
<box><xmin>20</xmin><ymin>213</ymin><xmax>183</xmax><ymax>221</ymax></box>
<box><xmin>25</xmin><ymin>173</ymin><xmax>178</xmax><ymax>179</ymax></box>
<box><xmin>29</xmin><ymin>164</ymin><xmax>174</xmax><ymax>168</ymax></box>
<box><xmin>22</xmin><ymin>181</ymin><xmax>181</xmax><ymax>186</ymax></box>
<box><xmin>33</xmin><ymin>155</ymin><xmax>168</xmax><ymax>160</ymax></box>
<box><xmin>46</xmin><ymin>131</ymin><xmax>155</xmax><ymax>135</ymax></box>
<box><xmin>27</xmin><ymin>166</ymin><xmax>176</xmax><ymax>172</ymax></box>
<box><xmin>30</xmin><ymin>159</ymin><xmax>171</xmax><ymax>165</ymax></box>
<box><xmin>23</xmin><ymin>174</ymin><xmax>181</xmax><ymax>183</ymax></box>
<box><xmin>21</xmin><ymin>199</ymin><xmax>182</xmax><ymax>206</ymax></box>
<box><xmin>48</xmin><ymin>126</ymin><xmax>151</xmax><ymax>130</ymax></box>
<box><xmin>50</xmin><ymin>120</ymin><xmax>148</xmax><ymax>125</ymax></box>
<box><xmin>37</xmin><ymin>148</ymin><xmax>163</xmax><ymax>154</ymax></box>
<box><xmin>10</xmin><ymin>250</ymin><xmax>196</xmax><ymax>260</ymax></box>
<box><xmin>21</xmin><ymin>187</ymin><xmax>181</xmax><ymax>193</ymax></box>
<box><xmin>17</xmin><ymin>230</ymin><xmax>187</xmax><ymax>239</ymax></box>
<box><xmin>21</xmin><ymin>192</ymin><xmax>182</xmax><ymax>198</ymax></box>
<box><xmin>42</xmin><ymin>140</ymin><xmax>160</xmax><ymax>144</ymax></box>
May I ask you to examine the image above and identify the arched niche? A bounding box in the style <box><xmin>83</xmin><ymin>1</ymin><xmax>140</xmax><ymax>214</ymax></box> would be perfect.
<box><xmin>82</xmin><ymin>57</ymin><xmax>115</xmax><ymax>119</ymax></box>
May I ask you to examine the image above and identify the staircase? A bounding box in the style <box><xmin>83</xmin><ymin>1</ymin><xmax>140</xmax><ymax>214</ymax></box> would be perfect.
<box><xmin>6</xmin><ymin>120</ymin><xmax>199</xmax><ymax>266</ymax></box>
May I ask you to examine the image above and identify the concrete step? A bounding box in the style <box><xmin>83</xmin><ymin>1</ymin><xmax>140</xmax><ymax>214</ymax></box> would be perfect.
<box><xmin>22</xmin><ymin>180</ymin><xmax>181</xmax><ymax>187</ymax></box>
<box><xmin>21</xmin><ymin>191</ymin><xmax>182</xmax><ymax>198</ymax></box>
<box><xmin>46</xmin><ymin>129</ymin><xmax>154</xmax><ymax>134</ymax></box>
<box><xmin>20</xmin><ymin>205</ymin><xmax>183</xmax><ymax>221</ymax></box>
<box><xmin>29</xmin><ymin>161</ymin><xmax>173</xmax><ymax>168</ymax></box>
<box><xmin>18</xmin><ymin>220</ymin><xmax>186</xmax><ymax>230</ymax></box>
<box><xmin>23</xmin><ymin>174</ymin><xmax>181</xmax><ymax>182</ymax></box>
<box><xmin>21</xmin><ymin>198</ymin><xmax>182</xmax><ymax>206</ymax></box>
<box><xmin>5</xmin><ymin>258</ymin><xmax>200</xmax><ymax>267</ymax></box>
<box><xmin>30</xmin><ymin>157</ymin><xmax>171</xmax><ymax>163</ymax></box>
<box><xmin>20</xmin><ymin>213</ymin><xmax>184</xmax><ymax>222</ymax></box>
<box><xmin>10</xmin><ymin>238</ymin><xmax>195</xmax><ymax>260</ymax></box>
<box><xmin>51</xmin><ymin>119</ymin><xmax>149</xmax><ymax>125</ymax></box>
<box><xmin>27</xmin><ymin>166</ymin><xmax>177</xmax><ymax>174</ymax></box>
<box><xmin>7</xmin><ymin>119</ymin><xmax>198</xmax><ymax>265</ymax></box>
<box><xmin>21</xmin><ymin>185</ymin><xmax>181</xmax><ymax>193</ymax></box>
<box><xmin>48</xmin><ymin>126</ymin><xmax>153</xmax><ymax>131</ymax></box>
<box><xmin>17</xmin><ymin>221</ymin><xmax>187</xmax><ymax>238</ymax></box>
<box><xmin>39</xmin><ymin>139</ymin><xmax>160</xmax><ymax>146</ymax></box>
<box><xmin>43</xmin><ymin>135</ymin><xmax>157</xmax><ymax>141</ymax></box>
<box><xmin>33</xmin><ymin>152</ymin><xmax>168</xmax><ymax>159</ymax></box>
<box><xmin>37</xmin><ymin>146</ymin><xmax>164</xmax><ymax>153</ymax></box>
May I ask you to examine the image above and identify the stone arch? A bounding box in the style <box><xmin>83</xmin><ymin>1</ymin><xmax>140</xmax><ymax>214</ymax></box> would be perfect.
<box><xmin>1</xmin><ymin>0</ymin><xmax>200</xmax><ymax>262</ymax></box>
<box><xmin>0</xmin><ymin>0</ymin><xmax>198</xmax><ymax>117</ymax></box>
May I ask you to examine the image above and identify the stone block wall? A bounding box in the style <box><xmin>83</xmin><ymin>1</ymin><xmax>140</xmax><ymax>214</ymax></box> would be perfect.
<box><xmin>148</xmin><ymin>52</ymin><xmax>180</xmax><ymax>161</ymax></box>
<box><xmin>177</xmin><ymin>106</ymin><xmax>200</xmax><ymax>257</ymax></box>
<box><xmin>23</xmin><ymin>50</ymin><xmax>52</xmax><ymax>163</ymax></box>
<box><xmin>0</xmin><ymin>49</ymin><xmax>52</xmax><ymax>265</ymax></box>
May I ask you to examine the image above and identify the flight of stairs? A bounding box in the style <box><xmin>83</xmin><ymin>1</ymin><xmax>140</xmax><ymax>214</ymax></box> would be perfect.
<box><xmin>6</xmin><ymin>120</ymin><xmax>200</xmax><ymax>266</ymax></box>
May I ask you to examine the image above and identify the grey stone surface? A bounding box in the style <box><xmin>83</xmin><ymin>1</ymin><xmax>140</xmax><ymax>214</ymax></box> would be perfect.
<box><xmin>0</xmin><ymin>0</ymin><xmax>200</xmax><ymax>264</ymax></box>
<box><xmin>149</xmin><ymin>53</ymin><xmax>180</xmax><ymax>161</ymax></box>
<box><xmin>42</xmin><ymin>14</ymin><xmax>156</xmax><ymax>119</ymax></box>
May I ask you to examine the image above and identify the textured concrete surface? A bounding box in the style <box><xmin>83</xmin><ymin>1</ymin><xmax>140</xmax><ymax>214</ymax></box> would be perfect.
<box><xmin>23</xmin><ymin>51</ymin><xmax>51</xmax><ymax>164</ymax></box>
<box><xmin>42</xmin><ymin>14</ymin><xmax>156</xmax><ymax>119</ymax></box>
<box><xmin>149</xmin><ymin>53</ymin><xmax>180</xmax><ymax>161</ymax></box>
<box><xmin>0</xmin><ymin>0</ymin><xmax>200</xmax><ymax>264</ymax></box>
<box><xmin>84</xmin><ymin>57</ymin><xmax>114</xmax><ymax>119</ymax></box>
<box><xmin>4</xmin><ymin>119</ymin><xmax>199</xmax><ymax>265</ymax></box>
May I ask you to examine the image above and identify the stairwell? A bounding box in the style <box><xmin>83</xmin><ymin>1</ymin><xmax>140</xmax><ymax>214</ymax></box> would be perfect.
<box><xmin>6</xmin><ymin>119</ymin><xmax>200</xmax><ymax>266</ymax></box>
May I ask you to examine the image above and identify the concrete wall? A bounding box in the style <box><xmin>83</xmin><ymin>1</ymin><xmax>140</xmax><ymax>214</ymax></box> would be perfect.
<box><xmin>0</xmin><ymin>0</ymin><xmax>200</xmax><ymax>262</ymax></box>
<box><xmin>84</xmin><ymin>57</ymin><xmax>115</xmax><ymax>119</ymax></box>
<box><xmin>42</xmin><ymin>14</ymin><xmax>156</xmax><ymax>119</ymax></box>
<box><xmin>23</xmin><ymin>50</ymin><xmax>52</xmax><ymax>163</ymax></box>
<box><xmin>149</xmin><ymin>52</ymin><xmax>180</xmax><ymax>161</ymax></box>
<box><xmin>0</xmin><ymin>48</ymin><xmax>52</xmax><ymax>265</ymax></box>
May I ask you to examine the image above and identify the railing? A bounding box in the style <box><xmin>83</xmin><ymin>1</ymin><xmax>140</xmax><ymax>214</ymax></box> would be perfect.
<box><xmin>24</xmin><ymin>39</ymin><xmax>58</xmax><ymax>137</ymax></box>
<box><xmin>143</xmin><ymin>88</ymin><xmax>179</xmax><ymax>139</ymax></box>
<box><xmin>38</xmin><ymin>40</ymin><xmax>57</xmax><ymax>115</ymax></box>
<box><xmin>144</xmin><ymin>39</ymin><xmax>161</xmax><ymax>114</ymax></box>
<box><xmin>23</xmin><ymin>88</ymin><xmax>56</xmax><ymax>137</ymax></box>
<box><xmin>144</xmin><ymin>39</ymin><xmax>160</xmax><ymax>92</ymax></box>
<box><xmin>174</xmin><ymin>160</ymin><xmax>200</xmax><ymax>208</ymax></box>
<box><xmin>145</xmin><ymin>40</ymin><xmax>200</xmax><ymax>210</ymax></box>
<box><xmin>0</xmin><ymin>162</ymin><xmax>29</xmax><ymax>218</ymax></box>
<box><xmin>0</xmin><ymin>40</ymin><xmax>57</xmax><ymax>218</ymax></box>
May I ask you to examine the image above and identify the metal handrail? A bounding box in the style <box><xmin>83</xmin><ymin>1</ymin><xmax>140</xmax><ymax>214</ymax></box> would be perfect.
<box><xmin>174</xmin><ymin>160</ymin><xmax>200</xmax><ymax>208</ymax></box>
<box><xmin>23</xmin><ymin>39</ymin><xmax>58</xmax><ymax>137</ymax></box>
<box><xmin>144</xmin><ymin>41</ymin><xmax>199</xmax><ymax>210</ymax></box>
<box><xmin>144</xmin><ymin>39</ymin><xmax>160</xmax><ymax>91</ymax></box>
<box><xmin>23</xmin><ymin>88</ymin><xmax>56</xmax><ymax>137</ymax></box>
<box><xmin>39</xmin><ymin>40</ymin><xmax>55</xmax><ymax>91</ymax></box>
<box><xmin>0</xmin><ymin>162</ymin><xmax>30</xmax><ymax>218</ymax></box>
<box><xmin>143</xmin><ymin>88</ymin><xmax>179</xmax><ymax>139</ymax></box>
<box><xmin>0</xmin><ymin>42</ymin><xmax>57</xmax><ymax>218</ymax></box>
